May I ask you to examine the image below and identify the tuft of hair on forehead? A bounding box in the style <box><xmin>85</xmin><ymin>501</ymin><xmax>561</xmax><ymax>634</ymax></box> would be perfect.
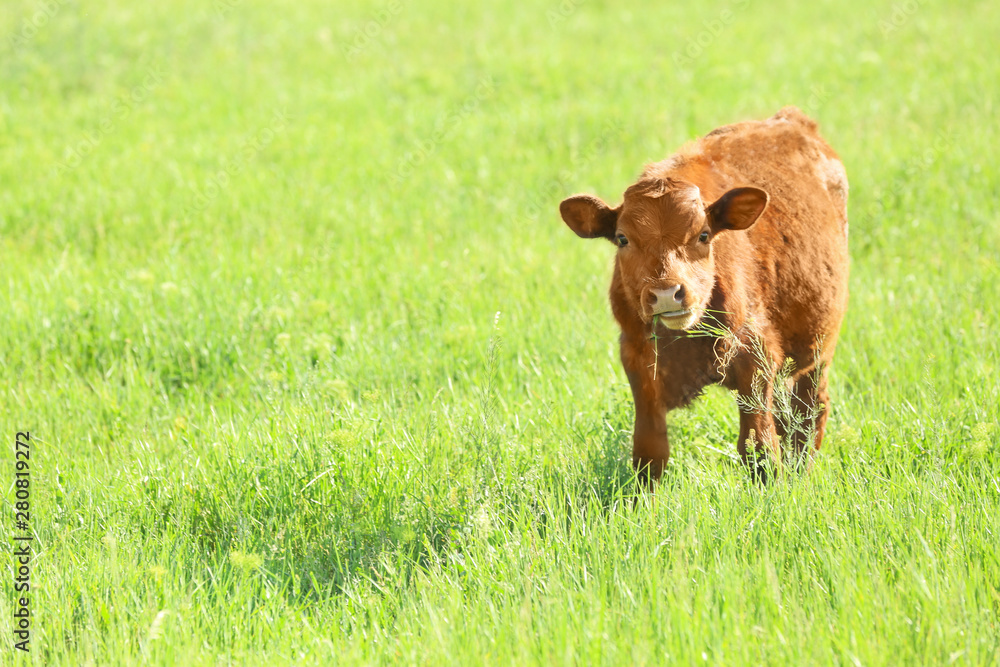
<box><xmin>624</xmin><ymin>176</ymin><xmax>670</xmax><ymax>199</ymax></box>
<box><xmin>623</xmin><ymin>177</ymin><xmax>702</xmax><ymax>208</ymax></box>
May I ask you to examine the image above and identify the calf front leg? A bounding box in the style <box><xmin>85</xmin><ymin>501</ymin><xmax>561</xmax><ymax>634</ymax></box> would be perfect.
<box><xmin>732</xmin><ymin>356</ymin><xmax>782</xmax><ymax>481</ymax></box>
<box><xmin>787</xmin><ymin>365</ymin><xmax>831</xmax><ymax>470</ymax></box>
<box><xmin>737</xmin><ymin>408</ymin><xmax>781</xmax><ymax>482</ymax></box>
<box><xmin>621</xmin><ymin>332</ymin><xmax>711</xmax><ymax>484</ymax></box>
<box><xmin>625</xmin><ymin>364</ymin><xmax>668</xmax><ymax>484</ymax></box>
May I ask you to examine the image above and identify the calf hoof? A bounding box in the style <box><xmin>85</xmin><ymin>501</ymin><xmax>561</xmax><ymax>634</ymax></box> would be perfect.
<box><xmin>633</xmin><ymin>457</ymin><xmax>666</xmax><ymax>488</ymax></box>
<box><xmin>744</xmin><ymin>453</ymin><xmax>781</xmax><ymax>484</ymax></box>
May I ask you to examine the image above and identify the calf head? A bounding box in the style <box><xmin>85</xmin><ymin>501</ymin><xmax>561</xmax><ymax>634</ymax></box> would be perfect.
<box><xmin>560</xmin><ymin>177</ymin><xmax>768</xmax><ymax>331</ymax></box>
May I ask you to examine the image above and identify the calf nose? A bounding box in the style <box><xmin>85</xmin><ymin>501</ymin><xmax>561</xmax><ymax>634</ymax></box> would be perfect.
<box><xmin>648</xmin><ymin>285</ymin><xmax>686</xmax><ymax>314</ymax></box>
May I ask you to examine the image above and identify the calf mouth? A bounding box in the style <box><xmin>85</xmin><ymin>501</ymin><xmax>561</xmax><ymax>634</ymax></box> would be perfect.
<box><xmin>655</xmin><ymin>307</ymin><xmax>691</xmax><ymax>319</ymax></box>
<box><xmin>652</xmin><ymin>308</ymin><xmax>698</xmax><ymax>331</ymax></box>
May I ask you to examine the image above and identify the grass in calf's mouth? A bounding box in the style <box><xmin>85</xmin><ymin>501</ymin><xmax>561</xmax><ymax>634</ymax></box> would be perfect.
<box><xmin>650</xmin><ymin>313</ymin><xmax>662</xmax><ymax>380</ymax></box>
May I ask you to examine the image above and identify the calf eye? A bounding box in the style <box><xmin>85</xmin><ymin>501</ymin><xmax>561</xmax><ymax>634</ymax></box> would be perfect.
<box><xmin>615</xmin><ymin>234</ymin><xmax>629</xmax><ymax>248</ymax></box>
<box><xmin>698</xmin><ymin>231</ymin><xmax>710</xmax><ymax>243</ymax></box>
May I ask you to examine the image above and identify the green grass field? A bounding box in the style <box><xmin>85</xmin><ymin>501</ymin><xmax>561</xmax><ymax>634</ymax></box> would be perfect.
<box><xmin>2</xmin><ymin>0</ymin><xmax>999</xmax><ymax>663</ymax></box>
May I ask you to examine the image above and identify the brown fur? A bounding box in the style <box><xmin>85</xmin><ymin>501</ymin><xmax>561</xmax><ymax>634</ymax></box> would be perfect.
<box><xmin>559</xmin><ymin>107</ymin><xmax>849</xmax><ymax>482</ymax></box>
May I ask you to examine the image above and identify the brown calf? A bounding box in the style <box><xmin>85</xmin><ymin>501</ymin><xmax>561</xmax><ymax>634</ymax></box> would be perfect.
<box><xmin>560</xmin><ymin>107</ymin><xmax>849</xmax><ymax>481</ymax></box>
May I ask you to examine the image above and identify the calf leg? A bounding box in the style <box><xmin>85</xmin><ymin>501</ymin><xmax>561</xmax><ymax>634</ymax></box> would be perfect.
<box><xmin>732</xmin><ymin>355</ymin><xmax>783</xmax><ymax>481</ymax></box>
<box><xmin>787</xmin><ymin>365</ymin><xmax>831</xmax><ymax>468</ymax></box>
<box><xmin>625</xmin><ymin>364</ymin><xmax>669</xmax><ymax>485</ymax></box>
<box><xmin>737</xmin><ymin>399</ymin><xmax>782</xmax><ymax>482</ymax></box>
<box><xmin>622</xmin><ymin>333</ymin><xmax>715</xmax><ymax>485</ymax></box>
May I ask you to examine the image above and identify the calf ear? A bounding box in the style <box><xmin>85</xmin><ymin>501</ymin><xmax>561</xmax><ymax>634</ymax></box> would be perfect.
<box><xmin>707</xmin><ymin>187</ymin><xmax>769</xmax><ymax>231</ymax></box>
<box><xmin>559</xmin><ymin>194</ymin><xmax>619</xmax><ymax>240</ymax></box>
